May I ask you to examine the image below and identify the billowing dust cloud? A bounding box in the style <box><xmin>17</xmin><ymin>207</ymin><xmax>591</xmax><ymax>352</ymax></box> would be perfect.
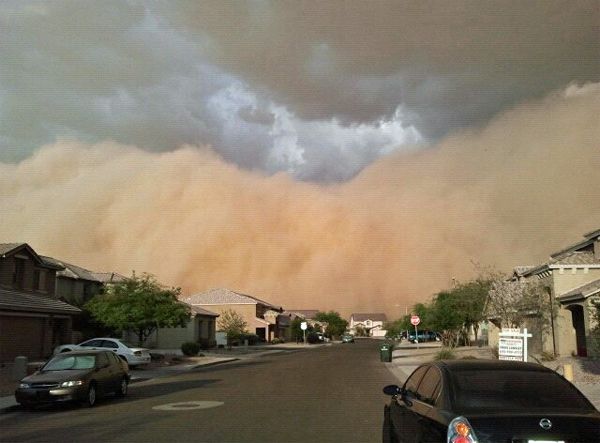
<box><xmin>1</xmin><ymin>83</ymin><xmax>599</xmax><ymax>318</ymax></box>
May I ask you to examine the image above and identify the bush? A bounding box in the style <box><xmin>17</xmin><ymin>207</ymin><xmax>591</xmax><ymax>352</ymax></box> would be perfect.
<box><xmin>434</xmin><ymin>348</ymin><xmax>456</xmax><ymax>360</ymax></box>
<box><xmin>238</xmin><ymin>333</ymin><xmax>260</xmax><ymax>345</ymax></box>
<box><xmin>271</xmin><ymin>338</ymin><xmax>283</xmax><ymax>344</ymax></box>
<box><xmin>460</xmin><ymin>355</ymin><xmax>477</xmax><ymax>360</ymax></box>
<box><xmin>181</xmin><ymin>341</ymin><xmax>200</xmax><ymax>356</ymax></box>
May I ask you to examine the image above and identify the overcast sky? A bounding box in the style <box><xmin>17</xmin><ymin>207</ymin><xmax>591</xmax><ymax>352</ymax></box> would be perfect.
<box><xmin>1</xmin><ymin>0</ymin><xmax>598</xmax><ymax>181</ymax></box>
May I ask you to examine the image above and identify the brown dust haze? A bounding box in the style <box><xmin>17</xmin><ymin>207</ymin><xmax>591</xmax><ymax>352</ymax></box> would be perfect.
<box><xmin>1</xmin><ymin>83</ymin><xmax>599</xmax><ymax>318</ymax></box>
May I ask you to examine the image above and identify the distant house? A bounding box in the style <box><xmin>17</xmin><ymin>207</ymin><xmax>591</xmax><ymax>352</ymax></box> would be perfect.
<box><xmin>286</xmin><ymin>309</ymin><xmax>327</xmax><ymax>332</ymax></box>
<box><xmin>182</xmin><ymin>288</ymin><xmax>288</xmax><ymax>342</ymax></box>
<box><xmin>0</xmin><ymin>243</ymin><xmax>81</xmax><ymax>363</ymax></box>
<box><xmin>488</xmin><ymin>229</ymin><xmax>600</xmax><ymax>357</ymax></box>
<box><xmin>124</xmin><ymin>304</ymin><xmax>219</xmax><ymax>349</ymax></box>
<box><xmin>349</xmin><ymin>313</ymin><xmax>387</xmax><ymax>337</ymax></box>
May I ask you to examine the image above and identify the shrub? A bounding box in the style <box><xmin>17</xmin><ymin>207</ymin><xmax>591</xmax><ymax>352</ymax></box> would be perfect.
<box><xmin>271</xmin><ymin>338</ymin><xmax>282</xmax><ymax>344</ymax></box>
<box><xmin>460</xmin><ymin>355</ymin><xmax>477</xmax><ymax>360</ymax></box>
<box><xmin>239</xmin><ymin>333</ymin><xmax>260</xmax><ymax>345</ymax></box>
<box><xmin>181</xmin><ymin>341</ymin><xmax>200</xmax><ymax>356</ymax></box>
<box><xmin>434</xmin><ymin>348</ymin><xmax>456</xmax><ymax>360</ymax></box>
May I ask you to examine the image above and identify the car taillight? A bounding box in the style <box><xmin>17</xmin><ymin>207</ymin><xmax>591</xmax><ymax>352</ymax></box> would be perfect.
<box><xmin>134</xmin><ymin>351</ymin><xmax>142</xmax><ymax>356</ymax></box>
<box><xmin>447</xmin><ymin>416</ymin><xmax>478</xmax><ymax>443</ymax></box>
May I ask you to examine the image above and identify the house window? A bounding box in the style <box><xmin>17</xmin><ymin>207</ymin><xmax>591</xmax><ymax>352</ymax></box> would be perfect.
<box><xmin>33</xmin><ymin>269</ymin><xmax>47</xmax><ymax>291</ymax></box>
<box><xmin>13</xmin><ymin>258</ymin><xmax>25</xmax><ymax>289</ymax></box>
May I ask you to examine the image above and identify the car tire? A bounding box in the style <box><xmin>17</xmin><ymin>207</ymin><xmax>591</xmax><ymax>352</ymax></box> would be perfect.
<box><xmin>117</xmin><ymin>377</ymin><xmax>128</xmax><ymax>397</ymax></box>
<box><xmin>85</xmin><ymin>382</ymin><xmax>97</xmax><ymax>407</ymax></box>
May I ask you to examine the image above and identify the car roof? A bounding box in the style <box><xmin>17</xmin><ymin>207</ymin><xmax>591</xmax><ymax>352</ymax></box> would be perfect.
<box><xmin>57</xmin><ymin>349</ymin><xmax>109</xmax><ymax>355</ymax></box>
<box><xmin>82</xmin><ymin>337</ymin><xmax>121</xmax><ymax>341</ymax></box>
<box><xmin>432</xmin><ymin>359</ymin><xmax>553</xmax><ymax>373</ymax></box>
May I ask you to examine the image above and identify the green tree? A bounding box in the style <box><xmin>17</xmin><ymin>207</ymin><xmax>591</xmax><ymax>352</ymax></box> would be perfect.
<box><xmin>217</xmin><ymin>309</ymin><xmax>248</xmax><ymax>340</ymax></box>
<box><xmin>290</xmin><ymin>317</ymin><xmax>313</xmax><ymax>342</ymax></box>
<box><xmin>86</xmin><ymin>273</ymin><xmax>190</xmax><ymax>345</ymax></box>
<box><xmin>314</xmin><ymin>311</ymin><xmax>348</xmax><ymax>339</ymax></box>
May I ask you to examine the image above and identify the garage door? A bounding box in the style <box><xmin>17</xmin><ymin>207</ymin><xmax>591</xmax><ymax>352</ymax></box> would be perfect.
<box><xmin>0</xmin><ymin>315</ymin><xmax>45</xmax><ymax>362</ymax></box>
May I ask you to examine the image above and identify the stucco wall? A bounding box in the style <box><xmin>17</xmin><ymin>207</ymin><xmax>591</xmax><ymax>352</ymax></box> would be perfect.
<box><xmin>553</xmin><ymin>268</ymin><xmax>600</xmax><ymax>295</ymax></box>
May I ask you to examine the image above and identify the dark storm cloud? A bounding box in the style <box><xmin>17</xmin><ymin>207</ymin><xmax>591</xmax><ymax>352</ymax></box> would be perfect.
<box><xmin>164</xmin><ymin>0</ymin><xmax>600</xmax><ymax>137</ymax></box>
<box><xmin>1</xmin><ymin>1</ymin><xmax>598</xmax><ymax>181</ymax></box>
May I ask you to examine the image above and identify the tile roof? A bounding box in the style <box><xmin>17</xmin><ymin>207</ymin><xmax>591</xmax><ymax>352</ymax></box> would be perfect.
<box><xmin>559</xmin><ymin>279</ymin><xmax>600</xmax><ymax>300</ymax></box>
<box><xmin>40</xmin><ymin>256</ymin><xmax>126</xmax><ymax>283</ymax></box>
<box><xmin>549</xmin><ymin>251</ymin><xmax>597</xmax><ymax>266</ymax></box>
<box><xmin>182</xmin><ymin>288</ymin><xmax>281</xmax><ymax>310</ymax></box>
<box><xmin>90</xmin><ymin>272</ymin><xmax>127</xmax><ymax>284</ymax></box>
<box><xmin>0</xmin><ymin>288</ymin><xmax>81</xmax><ymax>315</ymax></box>
<box><xmin>286</xmin><ymin>310</ymin><xmax>320</xmax><ymax>319</ymax></box>
<box><xmin>41</xmin><ymin>256</ymin><xmax>99</xmax><ymax>281</ymax></box>
<box><xmin>190</xmin><ymin>305</ymin><xmax>219</xmax><ymax>317</ymax></box>
<box><xmin>0</xmin><ymin>243</ymin><xmax>25</xmax><ymax>255</ymax></box>
<box><xmin>351</xmin><ymin>313</ymin><xmax>387</xmax><ymax>322</ymax></box>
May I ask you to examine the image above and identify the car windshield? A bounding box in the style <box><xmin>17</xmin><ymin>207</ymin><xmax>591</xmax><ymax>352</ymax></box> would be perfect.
<box><xmin>451</xmin><ymin>369</ymin><xmax>594</xmax><ymax>411</ymax></box>
<box><xmin>43</xmin><ymin>355</ymin><xmax>96</xmax><ymax>371</ymax></box>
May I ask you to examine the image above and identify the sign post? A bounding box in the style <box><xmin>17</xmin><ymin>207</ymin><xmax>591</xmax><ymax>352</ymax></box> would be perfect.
<box><xmin>410</xmin><ymin>315</ymin><xmax>421</xmax><ymax>349</ymax></box>
<box><xmin>300</xmin><ymin>321</ymin><xmax>308</xmax><ymax>345</ymax></box>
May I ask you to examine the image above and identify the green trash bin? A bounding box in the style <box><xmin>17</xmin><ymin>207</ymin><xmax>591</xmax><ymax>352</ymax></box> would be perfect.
<box><xmin>380</xmin><ymin>343</ymin><xmax>394</xmax><ymax>362</ymax></box>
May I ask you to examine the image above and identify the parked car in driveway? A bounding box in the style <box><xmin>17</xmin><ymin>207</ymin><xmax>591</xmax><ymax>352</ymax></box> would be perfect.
<box><xmin>382</xmin><ymin>359</ymin><xmax>600</xmax><ymax>443</ymax></box>
<box><xmin>15</xmin><ymin>350</ymin><xmax>129</xmax><ymax>408</ymax></box>
<box><xmin>54</xmin><ymin>338</ymin><xmax>151</xmax><ymax>367</ymax></box>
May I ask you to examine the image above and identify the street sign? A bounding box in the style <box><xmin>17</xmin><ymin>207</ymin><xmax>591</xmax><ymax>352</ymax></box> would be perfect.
<box><xmin>300</xmin><ymin>322</ymin><xmax>307</xmax><ymax>331</ymax></box>
<box><xmin>410</xmin><ymin>315</ymin><xmax>420</xmax><ymax>326</ymax></box>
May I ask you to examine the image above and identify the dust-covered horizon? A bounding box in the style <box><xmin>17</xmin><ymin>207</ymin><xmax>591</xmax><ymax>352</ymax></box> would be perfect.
<box><xmin>1</xmin><ymin>83</ymin><xmax>599</xmax><ymax>319</ymax></box>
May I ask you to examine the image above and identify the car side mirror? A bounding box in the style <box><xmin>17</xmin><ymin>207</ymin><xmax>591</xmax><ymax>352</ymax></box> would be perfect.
<box><xmin>383</xmin><ymin>385</ymin><xmax>401</xmax><ymax>396</ymax></box>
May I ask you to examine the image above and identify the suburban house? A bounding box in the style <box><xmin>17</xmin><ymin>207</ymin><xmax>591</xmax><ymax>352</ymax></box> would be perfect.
<box><xmin>0</xmin><ymin>243</ymin><xmax>81</xmax><ymax>363</ymax></box>
<box><xmin>349</xmin><ymin>313</ymin><xmax>387</xmax><ymax>337</ymax></box>
<box><xmin>488</xmin><ymin>229</ymin><xmax>600</xmax><ymax>357</ymax></box>
<box><xmin>286</xmin><ymin>309</ymin><xmax>327</xmax><ymax>332</ymax></box>
<box><xmin>182</xmin><ymin>288</ymin><xmax>288</xmax><ymax>342</ymax></box>
<box><xmin>124</xmin><ymin>304</ymin><xmax>219</xmax><ymax>349</ymax></box>
<box><xmin>41</xmin><ymin>256</ymin><xmax>126</xmax><ymax>307</ymax></box>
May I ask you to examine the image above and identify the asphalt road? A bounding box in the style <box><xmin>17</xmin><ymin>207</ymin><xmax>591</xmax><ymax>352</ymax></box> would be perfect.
<box><xmin>0</xmin><ymin>339</ymin><xmax>397</xmax><ymax>443</ymax></box>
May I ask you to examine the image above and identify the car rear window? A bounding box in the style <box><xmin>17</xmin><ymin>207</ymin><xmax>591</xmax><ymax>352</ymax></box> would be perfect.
<box><xmin>450</xmin><ymin>369</ymin><xmax>594</xmax><ymax>411</ymax></box>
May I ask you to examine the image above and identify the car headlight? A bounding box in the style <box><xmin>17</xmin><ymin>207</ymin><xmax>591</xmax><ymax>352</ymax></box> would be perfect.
<box><xmin>60</xmin><ymin>380</ymin><xmax>84</xmax><ymax>387</ymax></box>
<box><xmin>19</xmin><ymin>383</ymin><xmax>31</xmax><ymax>389</ymax></box>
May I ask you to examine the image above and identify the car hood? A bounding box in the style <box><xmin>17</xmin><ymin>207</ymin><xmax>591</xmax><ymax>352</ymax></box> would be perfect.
<box><xmin>22</xmin><ymin>369</ymin><xmax>92</xmax><ymax>383</ymax></box>
<box><xmin>465</xmin><ymin>411</ymin><xmax>600</xmax><ymax>442</ymax></box>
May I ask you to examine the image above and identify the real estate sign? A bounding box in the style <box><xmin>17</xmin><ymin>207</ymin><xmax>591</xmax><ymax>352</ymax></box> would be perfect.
<box><xmin>498</xmin><ymin>328</ymin><xmax>532</xmax><ymax>362</ymax></box>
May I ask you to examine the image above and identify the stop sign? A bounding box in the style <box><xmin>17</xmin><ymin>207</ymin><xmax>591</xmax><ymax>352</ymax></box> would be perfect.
<box><xmin>410</xmin><ymin>315</ymin><xmax>420</xmax><ymax>326</ymax></box>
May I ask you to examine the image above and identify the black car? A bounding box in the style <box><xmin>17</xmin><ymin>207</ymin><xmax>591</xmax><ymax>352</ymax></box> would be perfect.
<box><xmin>382</xmin><ymin>359</ymin><xmax>600</xmax><ymax>443</ymax></box>
<box><xmin>15</xmin><ymin>350</ymin><xmax>129</xmax><ymax>408</ymax></box>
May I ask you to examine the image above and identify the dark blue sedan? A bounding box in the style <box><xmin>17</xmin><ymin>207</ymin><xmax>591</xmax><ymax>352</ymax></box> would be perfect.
<box><xmin>383</xmin><ymin>359</ymin><xmax>600</xmax><ymax>442</ymax></box>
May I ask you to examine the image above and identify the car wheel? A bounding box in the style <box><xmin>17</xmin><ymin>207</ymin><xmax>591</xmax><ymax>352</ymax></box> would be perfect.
<box><xmin>117</xmin><ymin>377</ymin><xmax>128</xmax><ymax>397</ymax></box>
<box><xmin>85</xmin><ymin>383</ymin><xmax>97</xmax><ymax>407</ymax></box>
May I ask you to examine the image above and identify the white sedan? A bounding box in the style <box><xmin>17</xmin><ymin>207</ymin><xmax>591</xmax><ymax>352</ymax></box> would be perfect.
<box><xmin>54</xmin><ymin>338</ymin><xmax>151</xmax><ymax>367</ymax></box>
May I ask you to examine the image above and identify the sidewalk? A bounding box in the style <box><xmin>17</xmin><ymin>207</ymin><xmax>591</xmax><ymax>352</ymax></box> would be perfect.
<box><xmin>385</xmin><ymin>344</ymin><xmax>600</xmax><ymax>410</ymax></box>
<box><xmin>0</xmin><ymin>342</ymin><xmax>330</xmax><ymax>413</ymax></box>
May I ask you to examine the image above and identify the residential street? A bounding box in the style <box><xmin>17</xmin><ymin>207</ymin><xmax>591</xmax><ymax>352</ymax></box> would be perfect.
<box><xmin>0</xmin><ymin>340</ymin><xmax>396</xmax><ymax>443</ymax></box>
